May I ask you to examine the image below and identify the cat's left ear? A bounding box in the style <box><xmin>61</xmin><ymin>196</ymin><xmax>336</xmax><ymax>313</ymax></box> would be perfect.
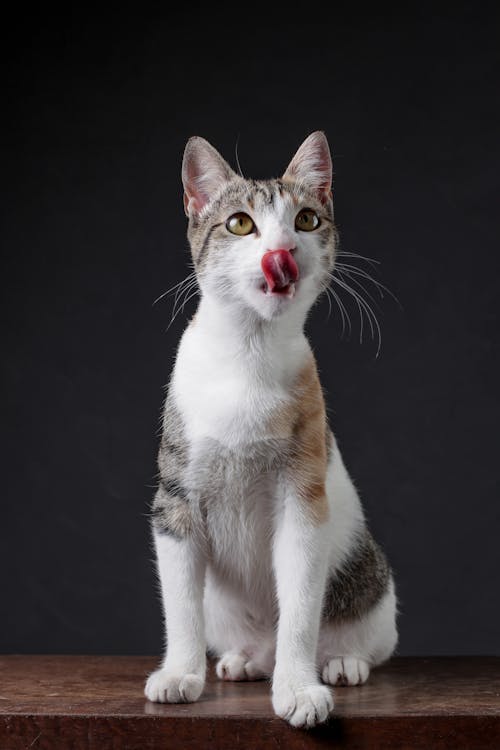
<box><xmin>182</xmin><ymin>136</ymin><xmax>236</xmax><ymax>217</ymax></box>
<box><xmin>282</xmin><ymin>131</ymin><xmax>333</xmax><ymax>204</ymax></box>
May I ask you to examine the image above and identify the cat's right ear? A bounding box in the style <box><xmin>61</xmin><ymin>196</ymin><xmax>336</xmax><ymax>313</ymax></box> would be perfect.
<box><xmin>182</xmin><ymin>137</ymin><xmax>236</xmax><ymax>217</ymax></box>
<box><xmin>282</xmin><ymin>131</ymin><xmax>333</xmax><ymax>204</ymax></box>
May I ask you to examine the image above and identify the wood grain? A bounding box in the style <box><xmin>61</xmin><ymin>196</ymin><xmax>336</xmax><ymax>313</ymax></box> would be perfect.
<box><xmin>0</xmin><ymin>656</ymin><xmax>499</xmax><ymax>749</ymax></box>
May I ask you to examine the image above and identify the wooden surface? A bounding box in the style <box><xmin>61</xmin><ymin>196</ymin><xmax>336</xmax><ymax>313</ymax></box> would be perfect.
<box><xmin>0</xmin><ymin>656</ymin><xmax>499</xmax><ymax>749</ymax></box>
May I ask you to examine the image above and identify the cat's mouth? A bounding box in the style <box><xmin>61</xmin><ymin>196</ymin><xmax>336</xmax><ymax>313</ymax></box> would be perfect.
<box><xmin>260</xmin><ymin>280</ymin><xmax>297</xmax><ymax>297</ymax></box>
<box><xmin>260</xmin><ymin>250</ymin><xmax>299</xmax><ymax>298</ymax></box>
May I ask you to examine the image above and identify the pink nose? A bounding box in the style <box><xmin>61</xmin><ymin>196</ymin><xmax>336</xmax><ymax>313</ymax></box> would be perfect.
<box><xmin>261</xmin><ymin>249</ymin><xmax>299</xmax><ymax>292</ymax></box>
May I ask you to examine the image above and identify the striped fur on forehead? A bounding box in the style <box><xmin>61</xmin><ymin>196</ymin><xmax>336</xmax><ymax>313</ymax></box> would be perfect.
<box><xmin>187</xmin><ymin>176</ymin><xmax>336</xmax><ymax>270</ymax></box>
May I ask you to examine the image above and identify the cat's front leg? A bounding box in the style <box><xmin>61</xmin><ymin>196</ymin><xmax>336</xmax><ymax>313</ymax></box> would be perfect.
<box><xmin>272</xmin><ymin>490</ymin><xmax>333</xmax><ymax>728</ymax></box>
<box><xmin>144</xmin><ymin>531</ymin><xmax>206</xmax><ymax>703</ymax></box>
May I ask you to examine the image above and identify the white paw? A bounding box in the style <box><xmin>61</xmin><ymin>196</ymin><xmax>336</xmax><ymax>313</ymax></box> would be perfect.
<box><xmin>144</xmin><ymin>668</ymin><xmax>204</xmax><ymax>703</ymax></box>
<box><xmin>322</xmin><ymin>656</ymin><xmax>370</xmax><ymax>686</ymax></box>
<box><xmin>272</xmin><ymin>682</ymin><xmax>333</xmax><ymax>728</ymax></box>
<box><xmin>216</xmin><ymin>651</ymin><xmax>266</xmax><ymax>681</ymax></box>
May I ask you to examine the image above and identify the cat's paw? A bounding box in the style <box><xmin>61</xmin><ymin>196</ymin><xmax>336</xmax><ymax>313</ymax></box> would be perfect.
<box><xmin>144</xmin><ymin>668</ymin><xmax>204</xmax><ymax>703</ymax></box>
<box><xmin>216</xmin><ymin>651</ymin><xmax>266</xmax><ymax>681</ymax></box>
<box><xmin>272</xmin><ymin>682</ymin><xmax>333</xmax><ymax>728</ymax></box>
<box><xmin>322</xmin><ymin>656</ymin><xmax>370</xmax><ymax>686</ymax></box>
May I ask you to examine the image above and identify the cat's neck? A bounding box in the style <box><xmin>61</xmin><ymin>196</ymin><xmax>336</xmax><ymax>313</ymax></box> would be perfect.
<box><xmin>185</xmin><ymin>292</ymin><xmax>310</xmax><ymax>382</ymax></box>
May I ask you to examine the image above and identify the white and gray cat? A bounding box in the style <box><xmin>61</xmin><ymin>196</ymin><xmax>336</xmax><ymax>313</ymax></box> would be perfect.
<box><xmin>144</xmin><ymin>132</ymin><xmax>397</xmax><ymax>728</ymax></box>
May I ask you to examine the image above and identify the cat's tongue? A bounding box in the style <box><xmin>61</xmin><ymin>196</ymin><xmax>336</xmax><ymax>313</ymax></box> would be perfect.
<box><xmin>261</xmin><ymin>250</ymin><xmax>299</xmax><ymax>294</ymax></box>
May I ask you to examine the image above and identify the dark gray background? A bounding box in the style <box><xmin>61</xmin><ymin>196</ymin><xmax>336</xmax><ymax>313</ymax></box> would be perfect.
<box><xmin>2</xmin><ymin>5</ymin><xmax>499</xmax><ymax>656</ymax></box>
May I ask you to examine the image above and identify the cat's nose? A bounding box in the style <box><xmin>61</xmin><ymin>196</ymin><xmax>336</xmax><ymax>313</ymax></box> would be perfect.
<box><xmin>261</xmin><ymin>249</ymin><xmax>299</xmax><ymax>292</ymax></box>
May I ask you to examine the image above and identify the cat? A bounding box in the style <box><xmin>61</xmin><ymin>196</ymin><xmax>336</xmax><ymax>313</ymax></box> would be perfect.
<box><xmin>144</xmin><ymin>132</ymin><xmax>398</xmax><ymax>728</ymax></box>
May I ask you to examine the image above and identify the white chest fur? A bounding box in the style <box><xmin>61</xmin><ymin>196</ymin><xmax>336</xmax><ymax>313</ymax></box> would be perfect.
<box><xmin>171</xmin><ymin>304</ymin><xmax>310</xmax><ymax>448</ymax></box>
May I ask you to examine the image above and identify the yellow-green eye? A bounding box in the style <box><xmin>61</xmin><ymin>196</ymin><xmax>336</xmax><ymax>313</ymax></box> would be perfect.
<box><xmin>226</xmin><ymin>212</ymin><xmax>255</xmax><ymax>236</ymax></box>
<box><xmin>295</xmin><ymin>209</ymin><xmax>320</xmax><ymax>232</ymax></box>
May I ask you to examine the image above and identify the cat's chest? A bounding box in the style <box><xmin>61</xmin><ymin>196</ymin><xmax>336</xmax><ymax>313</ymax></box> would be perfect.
<box><xmin>187</xmin><ymin>437</ymin><xmax>279</xmax><ymax>587</ymax></box>
<box><xmin>186</xmin><ymin>384</ymin><xmax>272</xmax><ymax>442</ymax></box>
<box><xmin>173</xmin><ymin>357</ymin><xmax>293</xmax><ymax>449</ymax></box>
<box><xmin>185</xmin><ymin>434</ymin><xmax>288</xmax><ymax>504</ymax></box>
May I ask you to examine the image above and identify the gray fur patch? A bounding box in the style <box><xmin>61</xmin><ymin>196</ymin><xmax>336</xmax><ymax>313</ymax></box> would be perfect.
<box><xmin>326</xmin><ymin>427</ymin><xmax>334</xmax><ymax>464</ymax></box>
<box><xmin>187</xmin><ymin>435</ymin><xmax>292</xmax><ymax>506</ymax></box>
<box><xmin>151</xmin><ymin>386</ymin><xmax>193</xmax><ymax>539</ymax></box>
<box><xmin>158</xmin><ymin>389</ymin><xmax>187</xmax><ymax>471</ymax></box>
<box><xmin>151</xmin><ymin>481</ymin><xmax>192</xmax><ymax>539</ymax></box>
<box><xmin>322</xmin><ymin>529</ymin><xmax>390</xmax><ymax>622</ymax></box>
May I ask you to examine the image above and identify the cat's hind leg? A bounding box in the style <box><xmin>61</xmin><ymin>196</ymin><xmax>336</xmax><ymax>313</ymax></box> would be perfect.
<box><xmin>204</xmin><ymin>574</ymin><xmax>275</xmax><ymax>682</ymax></box>
<box><xmin>318</xmin><ymin>576</ymin><xmax>398</xmax><ymax>687</ymax></box>
<box><xmin>322</xmin><ymin>655</ymin><xmax>370</xmax><ymax>686</ymax></box>
<box><xmin>215</xmin><ymin>644</ymin><xmax>274</xmax><ymax>681</ymax></box>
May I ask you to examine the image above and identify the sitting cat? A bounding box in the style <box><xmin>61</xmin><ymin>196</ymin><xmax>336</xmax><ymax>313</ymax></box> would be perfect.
<box><xmin>145</xmin><ymin>132</ymin><xmax>397</xmax><ymax>728</ymax></box>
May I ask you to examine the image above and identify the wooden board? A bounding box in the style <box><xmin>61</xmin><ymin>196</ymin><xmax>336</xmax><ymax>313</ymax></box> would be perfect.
<box><xmin>1</xmin><ymin>656</ymin><xmax>499</xmax><ymax>749</ymax></box>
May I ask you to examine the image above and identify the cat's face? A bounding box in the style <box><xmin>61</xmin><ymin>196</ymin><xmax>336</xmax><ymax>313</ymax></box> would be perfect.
<box><xmin>182</xmin><ymin>132</ymin><xmax>337</xmax><ymax>322</ymax></box>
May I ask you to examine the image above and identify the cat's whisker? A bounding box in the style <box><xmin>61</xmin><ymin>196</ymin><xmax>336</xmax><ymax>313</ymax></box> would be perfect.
<box><xmin>335</xmin><ymin>268</ymin><xmax>381</xmax><ymax>308</ymax></box>
<box><xmin>235</xmin><ymin>135</ymin><xmax>245</xmax><ymax>178</ymax></box>
<box><xmin>170</xmin><ymin>279</ymin><xmax>198</xmax><ymax>325</ymax></box>
<box><xmin>320</xmin><ymin>274</ymin><xmax>353</xmax><ymax>340</ymax></box>
<box><xmin>329</xmin><ymin>285</ymin><xmax>352</xmax><ymax>339</ymax></box>
<box><xmin>180</xmin><ymin>286</ymin><xmax>200</xmax><ymax>315</ymax></box>
<box><xmin>335</xmin><ymin>262</ymin><xmax>400</xmax><ymax>306</ymax></box>
<box><xmin>153</xmin><ymin>272</ymin><xmax>196</xmax><ymax>307</ymax></box>
<box><xmin>332</xmin><ymin>276</ymin><xmax>366</xmax><ymax>341</ymax></box>
<box><xmin>167</xmin><ymin>274</ymin><xmax>200</xmax><ymax>329</ymax></box>
<box><xmin>172</xmin><ymin>275</ymin><xmax>197</xmax><ymax>310</ymax></box>
<box><xmin>332</xmin><ymin>275</ymin><xmax>382</xmax><ymax>357</ymax></box>
<box><xmin>171</xmin><ymin>272</ymin><xmax>197</xmax><ymax>306</ymax></box>
<box><xmin>176</xmin><ymin>283</ymin><xmax>198</xmax><ymax>316</ymax></box>
<box><xmin>344</xmin><ymin>279</ymin><xmax>376</xmax><ymax>344</ymax></box>
<box><xmin>336</xmin><ymin>250</ymin><xmax>380</xmax><ymax>269</ymax></box>
<box><xmin>323</xmin><ymin>285</ymin><xmax>333</xmax><ymax>321</ymax></box>
<box><xmin>326</xmin><ymin>286</ymin><xmax>344</xmax><ymax>333</ymax></box>
<box><xmin>336</xmin><ymin>264</ymin><xmax>384</xmax><ymax>299</ymax></box>
<box><xmin>327</xmin><ymin>269</ymin><xmax>379</xmax><ymax>331</ymax></box>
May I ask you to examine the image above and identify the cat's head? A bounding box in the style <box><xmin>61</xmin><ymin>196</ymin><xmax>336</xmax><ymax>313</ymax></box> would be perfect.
<box><xmin>182</xmin><ymin>132</ymin><xmax>336</xmax><ymax>322</ymax></box>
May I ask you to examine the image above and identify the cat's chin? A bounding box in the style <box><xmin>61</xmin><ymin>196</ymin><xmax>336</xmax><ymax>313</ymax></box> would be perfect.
<box><xmin>245</xmin><ymin>283</ymin><xmax>301</xmax><ymax>321</ymax></box>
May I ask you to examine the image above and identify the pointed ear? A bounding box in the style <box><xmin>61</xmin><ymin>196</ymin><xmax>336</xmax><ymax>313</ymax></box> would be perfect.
<box><xmin>182</xmin><ymin>137</ymin><xmax>236</xmax><ymax>217</ymax></box>
<box><xmin>282</xmin><ymin>131</ymin><xmax>333</xmax><ymax>204</ymax></box>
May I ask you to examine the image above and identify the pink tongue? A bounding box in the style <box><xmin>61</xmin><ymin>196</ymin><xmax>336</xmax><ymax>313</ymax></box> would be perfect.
<box><xmin>261</xmin><ymin>250</ymin><xmax>299</xmax><ymax>291</ymax></box>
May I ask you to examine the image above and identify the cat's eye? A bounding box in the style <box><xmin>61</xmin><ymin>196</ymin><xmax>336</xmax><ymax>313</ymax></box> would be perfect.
<box><xmin>226</xmin><ymin>212</ymin><xmax>255</xmax><ymax>236</ymax></box>
<box><xmin>295</xmin><ymin>209</ymin><xmax>320</xmax><ymax>232</ymax></box>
